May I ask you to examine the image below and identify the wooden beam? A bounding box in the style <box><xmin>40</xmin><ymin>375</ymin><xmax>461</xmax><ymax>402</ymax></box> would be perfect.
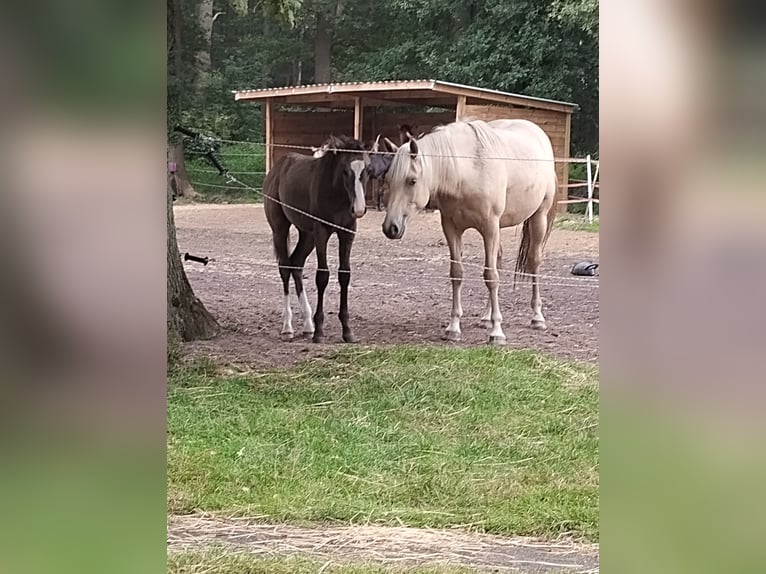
<box><xmin>276</xmin><ymin>91</ymin><xmax>456</xmax><ymax>108</ymax></box>
<box><xmin>276</xmin><ymin>93</ymin><xmax>356</xmax><ymax>107</ymax></box>
<box><xmin>354</xmin><ymin>97</ymin><xmax>363</xmax><ymax>139</ymax></box>
<box><xmin>455</xmin><ymin>95</ymin><xmax>466</xmax><ymax>121</ymax></box>
<box><xmin>265</xmin><ymin>99</ymin><xmax>273</xmax><ymax>173</ymax></box>
<box><xmin>559</xmin><ymin>112</ymin><xmax>572</xmax><ymax>212</ymax></box>
<box><xmin>235</xmin><ymin>80</ymin><xmax>437</xmax><ymax>101</ymax></box>
<box><xmin>435</xmin><ymin>84</ymin><xmax>576</xmax><ymax>114</ymax></box>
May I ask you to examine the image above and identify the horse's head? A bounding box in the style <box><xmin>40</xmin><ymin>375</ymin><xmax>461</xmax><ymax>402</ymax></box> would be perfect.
<box><xmin>366</xmin><ymin>134</ymin><xmax>396</xmax><ymax>181</ymax></box>
<box><xmin>323</xmin><ymin>135</ymin><xmax>369</xmax><ymax>219</ymax></box>
<box><xmin>382</xmin><ymin>136</ymin><xmax>430</xmax><ymax>240</ymax></box>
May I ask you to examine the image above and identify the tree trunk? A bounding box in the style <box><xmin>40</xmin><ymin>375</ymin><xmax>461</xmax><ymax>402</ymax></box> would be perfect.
<box><xmin>314</xmin><ymin>11</ymin><xmax>332</xmax><ymax>83</ymax></box>
<box><xmin>167</xmin><ymin>183</ymin><xmax>219</xmax><ymax>342</ymax></box>
<box><xmin>170</xmin><ymin>143</ymin><xmax>198</xmax><ymax>199</ymax></box>
<box><xmin>195</xmin><ymin>0</ymin><xmax>215</xmax><ymax>71</ymax></box>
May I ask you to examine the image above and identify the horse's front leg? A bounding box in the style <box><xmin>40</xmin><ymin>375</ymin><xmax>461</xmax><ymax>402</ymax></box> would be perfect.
<box><xmin>337</xmin><ymin>230</ymin><xmax>357</xmax><ymax>343</ymax></box>
<box><xmin>442</xmin><ymin>220</ymin><xmax>464</xmax><ymax>342</ymax></box>
<box><xmin>479</xmin><ymin>243</ymin><xmax>503</xmax><ymax>329</ymax></box>
<box><xmin>481</xmin><ymin>222</ymin><xmax>505</xmax><ymax>345</ymax></box>
<box><xmin>312</xmin><ymin>225</ymin><xmax>331</xmax><ymax>344</ymax></box>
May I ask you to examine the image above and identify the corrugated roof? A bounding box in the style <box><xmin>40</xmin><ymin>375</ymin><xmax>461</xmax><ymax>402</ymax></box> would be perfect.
<box><xmin>232</xmin><ymin>79</ymin><xmax>577</xmax><ymax>113</ymax></box>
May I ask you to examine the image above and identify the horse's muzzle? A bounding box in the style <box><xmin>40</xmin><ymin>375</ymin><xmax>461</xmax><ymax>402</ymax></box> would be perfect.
<box><xmin>382</xmin><ymin>221</ymin><xmax>404</xmax><ymax>240</ymax></box>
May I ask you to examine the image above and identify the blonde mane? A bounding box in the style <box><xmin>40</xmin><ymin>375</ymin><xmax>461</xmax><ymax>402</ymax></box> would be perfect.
<box><xmin>387</xmin><ymin>120</ymin><xmax>507</xmax><ymax>197</ymax></box>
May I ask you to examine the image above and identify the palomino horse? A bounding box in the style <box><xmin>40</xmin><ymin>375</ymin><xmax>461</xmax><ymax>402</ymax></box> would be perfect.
<box><xmin>382</xmin><ymin>119</ymin><xmax>558</xmax><ymax>345</ymax></box>
<box><xmin>264</xmin><ymin>135</ymin><xmax>370</xmax><ymax>343</ymax></box>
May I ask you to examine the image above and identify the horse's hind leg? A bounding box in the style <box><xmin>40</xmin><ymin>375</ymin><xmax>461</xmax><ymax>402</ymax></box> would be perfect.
<box><xmin>481</xmin><ymin>221</ymin><xmax>505</xmax><ymax>345</ymax></box>
<box><xmin>273</xmin><ymin>224</ymin><xmax>294</xmax><ymax>340</ymax></box>
<box><xmin>442</xmin><ymin>219</ymin><xmax>464</xmax><ymax>342</ymax></box>
<box><xmin>289</xmin><ymin>230</ymin><xmax>316</xmax><ymax>336</ymax></box>
<box><xmin>526</xmin><ymin>208</ymin><xmax>549</xmax><ymax>330</ymax></box>
<box><xmin>312</xmin><ymin>225</ymin><xmax>331</xmax><ymax>344</ymax></box>
<box><xmin>337</xmin><ymin>230</ymin><xmax>357</xmax><ymax>343</ymax></box>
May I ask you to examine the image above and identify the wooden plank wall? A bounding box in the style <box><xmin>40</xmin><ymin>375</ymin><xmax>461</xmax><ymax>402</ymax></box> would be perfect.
<box><xmin>269</xmin><ymin>106</ymin><xmax>572</xmax><ymax>210</ymax></box>
<box><xmin>464</xmin><ymin>104</ymin><xmax>571</xmax><ymax>209</ymax></box>
<box><xmin>271</xmin><ymin>110</ymin><xmax>354</xmax><ymax>165</ymax></box>
<box><xmin>366</xmin><ymin>111</ymin><xmax>456</xmax><ymax>144</ymax></box>
<box><xmin>362</xmin><ymin>111</ymin><xmax>456</xmax><ymax>204</ymax></box>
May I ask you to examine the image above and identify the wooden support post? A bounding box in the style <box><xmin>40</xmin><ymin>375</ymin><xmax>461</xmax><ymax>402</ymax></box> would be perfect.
<box><xmin>265</xmin><ymin>98</ymin><xmax>273</xmax><ymax>173</ymax></box>
<box><xmin>354</xmin><ymin>97</ymin><xmax>363</xmax><ymax>140</ymax></box>
<box><xmin>455</xmin><ymin>96</ymin><xmax>466</xmax><ymax>122</ymax></box>
<box><xmin>586</xmin><ymin>155</ymin><xmax>594</xmax><ymax>224</ymax></box>
<box><xmin>455</xmin><ymin>95</ymin><xmax>466</xmax><ymax>121</ymax></box>
<box><xmin>558</xmin><ymin>112</ymin><xmax>573</xmax><ymax>212</ymax></box>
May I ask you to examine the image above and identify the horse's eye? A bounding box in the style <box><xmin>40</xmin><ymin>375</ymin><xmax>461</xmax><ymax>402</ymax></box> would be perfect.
<box><xmin>408</xmin><ymin>178</ymin><xmax>417</xmax><ymax>186</ymax></box>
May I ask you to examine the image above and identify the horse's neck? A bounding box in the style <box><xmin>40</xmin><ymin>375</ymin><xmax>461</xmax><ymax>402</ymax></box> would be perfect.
<box><xmin>422</xmin><ymin>136</ymin><xmax>456</xmax><ymax>197</ymax></box>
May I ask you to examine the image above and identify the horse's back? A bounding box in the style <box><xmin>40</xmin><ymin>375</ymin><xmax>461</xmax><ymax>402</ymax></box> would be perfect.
<box><xmin>486</xmin><ymin>119</ymin><xmax>555</xmax><ymax>162</ymax></box>
<box><xmin>483</xmin><ymin>119</ymin><xmax>557</xmax><ymax>225</ymax></box>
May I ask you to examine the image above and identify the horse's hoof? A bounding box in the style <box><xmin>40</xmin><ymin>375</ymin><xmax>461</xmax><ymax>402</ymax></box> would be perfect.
<box><xmin>531</xmin><ymin>320</ymin><xmax>547</xmax><ymax>331</ymax></box>
<box><xmin>342</xmin><ymin>332</ymin><xmax>358</xmax><ymax>344</ymax></box>
<box><xmin>443</xmin><ymin>330</ymin><xmax>461</xmax><ymax>342</ymax></box>
<box><xmin>281</xmin><ymin>332</ymin><xmax>294</xmax><ymax>341</ymax></box>
<box><xmin>312</xmin><ymin>334</ymin><xmax>324</xmax><ymax>344</ymax></box>
<box><xmin>479</xmin><ymin>319</ymin><xmax>493</xmax><ymax>329</ymax></box>
<box><xmin>302</xmin><ymin>329</ymin><xmax>315</xmax><ymax>337</ymax></box>
<box><xmin>489</xmin><ymin>335</ymin><xmax>507</xmax><ymax>346</ymax></box>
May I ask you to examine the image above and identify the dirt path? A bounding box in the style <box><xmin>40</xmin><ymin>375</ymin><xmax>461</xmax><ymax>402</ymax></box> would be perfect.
<box><xmin>168</xmin><ymin>515</ymin><xmax>599</xmax><ymax>573</ymax></box>
<box><xmin>176</xmin><ymin>205</ymin><xmax>599</xmax><ymax>367</ymax></box>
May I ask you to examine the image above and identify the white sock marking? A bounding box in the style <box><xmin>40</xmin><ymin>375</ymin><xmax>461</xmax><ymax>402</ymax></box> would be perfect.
<box><xmin>299</xmin><ymin>291</ymin><xmax>314</xmax><ymax>333</ymax></box>
<box><xmin>281</xmin><ymin>294</ymin><xmax>293</xmax><ymax>335</ymax></box>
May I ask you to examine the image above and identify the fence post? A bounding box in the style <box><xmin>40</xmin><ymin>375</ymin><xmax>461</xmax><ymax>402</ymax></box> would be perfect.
<box><xmin>586</xmin><ymin>154</ymin><xmax>594</xmax><ymax>224</ymax></box>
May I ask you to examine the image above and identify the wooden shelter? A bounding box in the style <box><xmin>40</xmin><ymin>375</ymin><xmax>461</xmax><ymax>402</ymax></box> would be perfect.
<box><xmin>233</xmin><ymin>79</ymin><xmax>578</xmax><ymax>206</ymax></box>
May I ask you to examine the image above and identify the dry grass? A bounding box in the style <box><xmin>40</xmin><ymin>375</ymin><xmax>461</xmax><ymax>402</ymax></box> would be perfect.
<box><xmin>168</xmin><ymin>515</ymin><xmax>599</xmax><ymax>573</ymax></box>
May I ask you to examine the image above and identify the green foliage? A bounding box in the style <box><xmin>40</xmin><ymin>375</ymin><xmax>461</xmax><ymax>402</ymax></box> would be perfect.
<box><xmin>167</xmin><ymin>346</ymin><xmax>599</xmax><ymax>539</ymax></box>
<box><xmin>169</xmin><ymin>0</ymin><xmax>598</xmax><ymax>152</ymax></box>
<box><xmin>185</xmin><ymin>143</ymin><xmax>266</xmax><ymax>203</ymax></box>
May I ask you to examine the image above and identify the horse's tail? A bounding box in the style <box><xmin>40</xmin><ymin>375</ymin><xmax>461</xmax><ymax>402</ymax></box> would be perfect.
<box><xmin>514</xmin><ymin>176</ymin><xmax>558</xmax><ymax>287</ymax></box>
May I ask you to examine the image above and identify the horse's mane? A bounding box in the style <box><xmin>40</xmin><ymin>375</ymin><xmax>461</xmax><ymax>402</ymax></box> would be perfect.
<box><xmin>322</xmin><ymin>135</ymin><xmax>365</xmax><ymax>154</ymax></box>
<box><xmin>388</xmin><ymin>120</ymin><xmax>504</xmax><ymax>194</ymax></box>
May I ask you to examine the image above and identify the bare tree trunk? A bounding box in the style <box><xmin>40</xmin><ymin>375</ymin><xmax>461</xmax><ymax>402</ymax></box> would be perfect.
<box><xmin>167</xmin><ymin>183</ymin><xmax>219</xmax><ymax>342</ymax></box>
<box><xmin>314</xmin><ymin>11</ymin><xmax>332</xmax><ymax>83</ymax></box>
<box><xmin>168</xmin><ymin>0</ymin><xmax>198</xmax><ymax>199</ymax></box>
<box><xmin>196</xmin><ymin>0</ymin><xmax>215</xmax><ymax>71</ymax></box>
<box><xmin>170</xmin><ymin>143</ymin><xmax>199</xmax><ymax>199</ymax></box>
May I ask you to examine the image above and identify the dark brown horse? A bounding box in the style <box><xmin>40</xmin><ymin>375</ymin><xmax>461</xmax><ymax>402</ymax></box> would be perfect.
<box><xmin>263</xmin><ymin>135</ymin><xmax>370</xmax><ymax>343</ymax></box>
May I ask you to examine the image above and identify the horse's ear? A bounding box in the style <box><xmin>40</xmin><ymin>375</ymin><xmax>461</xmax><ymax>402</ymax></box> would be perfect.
<box><xmin>328</xmin><ymin>135</ymin><xmax>340</xmax><ymax>154</ymax></box>
<box><xmin>409</xmin><ymin>137</ymin><xmax>418</xmax><ymax>159</ymax></box>
<box><xmin>371</xmin><ymin>134</ymin><xmax>380</xmax><ymax>153</ymax></box>
<box><xmin>383</xmin><ymin>137</ymin><xmax>399</xmax><ymax>152</ymax></box>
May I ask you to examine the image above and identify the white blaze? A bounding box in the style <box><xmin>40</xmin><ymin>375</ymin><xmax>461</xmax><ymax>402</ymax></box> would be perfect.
<box><xmin>350</xmin><ymin>159</ymin><xmax>366</xmax><ymax>218</ymax></box>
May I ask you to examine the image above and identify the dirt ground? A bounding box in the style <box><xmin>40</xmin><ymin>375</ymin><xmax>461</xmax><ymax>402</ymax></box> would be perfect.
<box><xmin>176</xmin><ymin>205</ymin><xmax>599</xmax><ymax>367</ymax></box>
<box><xmin>168</xmin><ymin>515</ymin><xmax>599</xmax><ymax>573</ymax></box>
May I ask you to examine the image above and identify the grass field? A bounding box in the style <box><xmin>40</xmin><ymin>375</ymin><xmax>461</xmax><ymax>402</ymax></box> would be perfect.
<box><xmin>168</xmin><ymin>346</ymin><xmax>598</xmax><ymax>540</ymax></box>
<box><xmin>185</xmin><ymin>143</ymin><xmax>266</xmax><ymax>203</ymax></box>
<box><xmin>554</xmin><ymin>213</ymin><xmax>599</xmax><ymax>233</ymax></box>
